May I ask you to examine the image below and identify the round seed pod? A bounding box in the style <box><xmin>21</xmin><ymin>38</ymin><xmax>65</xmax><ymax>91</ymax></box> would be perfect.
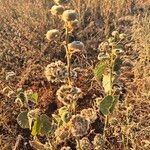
<box><xmin>111</xmin><ymin>31</ymin><xmax>119</xmax><ymax>37</ymax></box>
<box><xmin>46</xmin><ymin>29</ymin><xmax>60</xmax><ymax>41</ymax></box>
<box><xmin>56</xmin><ymin>85</ymin><xmax>82</xmax><ymax>105</ymax></box>
<box><xmin>78</xmin><ymin>137</ymin><xmax>93</xmax><ymax>150</ymax></box>
<box><xmin>80</xmin><ymin>108</ymin><xmax>97</xmax><ymax>123</ymax></box>
<box><xmin>62</xmin><ymin>10</ymin><xmax>77</xmax><ymax>22</ymax></box>
<box><xmin>68</xmin><ymin>19</ymin><xmax>79</xmax><ymax>29</ymax></box>
<box><xmin>119</xmin><ymin>33</ymin><xmax>126</xmax><ymax>40</ymax></box>
<box><xmin>69</xmin><ymin>115</ymin><xmax>89</xmax><ymax>137</ymax></box>
<box><xmin>54</xmin><ymin>0</ymin><xmax>70</xmax><ymax>5</ymax></box>
<box><xmin>60</xmin><ymin>146</ymin><xmax>72</xmax><ymax>150</ymax></box>
<box><xmin>68</xmin><ymin>41</ymin><xmax>84</xmax><ymax>52</ymax></box>
<box><xmin>51</xmin><ymin>5</ymin><xmax>64</xmax><ymax>16</ymax></box>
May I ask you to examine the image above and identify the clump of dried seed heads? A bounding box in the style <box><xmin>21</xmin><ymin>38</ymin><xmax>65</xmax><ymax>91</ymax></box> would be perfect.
<box><xmin>80</xmin><ymin>108</ymin><xmax>97</xmax><ymax>123</ymax></box>
<box><xmin>44</xmin><ymin>60</ymin><xmax>77</xmax><ymax>83</ymax></box>
<box><xmin>56</xmin><ymin>85</ymin><xmax>82</xmax><ymax>105</ymax></box>
<box><xmin>69</xmin><ymin>115</ymin><xmax>89</xmax><ymax>137</ymax></box>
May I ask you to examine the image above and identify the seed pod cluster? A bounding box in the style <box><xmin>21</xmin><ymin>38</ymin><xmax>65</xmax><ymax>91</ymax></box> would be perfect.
<box><xmin>78</xmin><ymin>137</ymin><xmax>93</xmax><ymax>150</ymax></box>
<box><xmin>92</xmin><ymin>134</ymin><xmax>105</xmax><ymax>149</ymax></box>
<box><xmin>54</xmin><ymin>124</ymin><xmax>71</xmax><ymax>144</ymax></box>
<box><xmin>80</xmin><ymin>108</ymin><xmax>97</xmax><ymax>123</ymax></box>
<box><xmin>56</xmin><ymin>85</ymin><xmax>82</xmax><ymax>105</ymax></box>
<box><xmin>69</xmin><ymin>115</ymin><xmax>89</xmax><ymax>137</ymax></box>
<box><xmin>45</xmin><ymin>61</ymin><xmax>77</xmax><ymax>83</ymax></box>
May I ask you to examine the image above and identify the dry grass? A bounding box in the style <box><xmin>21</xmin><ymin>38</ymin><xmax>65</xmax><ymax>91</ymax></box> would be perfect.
<box><xmin>0</xmin><ymin>0</ymin><xmax>150</xmax><ymax>150</ymax></box>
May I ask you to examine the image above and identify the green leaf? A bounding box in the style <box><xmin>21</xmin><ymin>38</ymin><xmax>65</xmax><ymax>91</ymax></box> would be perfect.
<box><xmin>110</xmin><ymin>96</ymin><xmax>118</xmax><ymax>113</ymax></box>
<box><xmin>94</xmin><ymin>61</ymin><xmax>106</xmax><ymax>81</ymax></box>
<box><xmin>40</xmin><ymin>114</ymin><xmax>52</xmax><ymax>135</ymax></box>
<box><xmin>28</xmin><ymin>92</ymin><xmax>38</xmax><ymax>104</ymax></box>
<box><xmin>113</xmin><ymin>57</ymin><xmax>122</xmax><ymax>73</ymax></box>
<box><xmin>31</xmin><ymin>117</ymin><xmax>41</xmax><ymax>136</ymax></box>
<box><xmin>99</xmin><ymin>95</ymin><xmax>113</xmax><ymax>115</ymax></box>
<box><xmin>17</xmin><ymin>111</ymin><xmax>29</xmax><ymax>129</ymax></box>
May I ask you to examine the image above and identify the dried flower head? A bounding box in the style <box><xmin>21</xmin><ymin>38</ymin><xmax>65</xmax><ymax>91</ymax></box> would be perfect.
<box><xmin>60</xmin><ymin>146</ymin><xmax>72</xmax><ymax>150</ymax></box>
<box><xmin>51</xmin><ymin>5</ymin><xmax>64</xmax><ymax>16</ymax></box>
<box><xmin>54</xmin><ymin>0</ymin><xmax>70</xmax><ymax>5</ymax></box>
<box><xmin>111</xmin><ymin>31</ymin><xmax>119</xmax><ymax>37</ymax></box>
<box><xmin>55</xmin><ymin>124</ymin><xmax>71</xmax><ymax>144</ymax></box>
<box><xmin>46</xmin><ymin>29</ymin><xmax>60</xmax><ymax>41</ymax></box>
<box><xmin>93</xmin><ymin>134</ymin><xmax>104</xmax><ymax>148</ymax></box>
<box><xmin>68</xmin><ymin>41</ymin><xmax>84</xmax><ymax>53</ymax></box>
<box><xmin>80</xmin><ymin>108</ymin><xmax>97</xmax><ymax>123</ymax></box>
<box><xmin>78</xmin><ymin>137</ymin><xmax>93</xmax><ymax>150</ymax></box>
<box><xmin>62</xmin><ymin>10</ymin><xmax>77</xmax><ymax>22</ymax></box>
<box><xmin>56</xmin><ymin>85</ymin><xmax>82</xmax><ymax>105</ymax></box>
<box><xmin>69</xmin><ymin>115</ymin><xmax>89</xmax><ymax>137</ymax></box>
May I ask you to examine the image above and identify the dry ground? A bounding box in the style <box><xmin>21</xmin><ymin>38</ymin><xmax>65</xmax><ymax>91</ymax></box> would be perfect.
<box><xmin>0</xmin><ymin>0</ymin><xmax>150</xmax><ymax>150</ymax></box>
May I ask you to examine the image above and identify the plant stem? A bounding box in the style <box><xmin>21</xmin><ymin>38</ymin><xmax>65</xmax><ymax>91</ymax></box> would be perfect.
<box><xmin>109</xmin><ymin>48</ymin><xmax>114</xmax><ymax>95</ymax></box>
<box><xmin>65</xmin><ymin>22</ymin><xmax>71</xmax><ymax>85</ymax></box>
<box><xmin>76</xmin><ymin>137</ymin><xmax>82</xmax><ymax>150</ymax></box>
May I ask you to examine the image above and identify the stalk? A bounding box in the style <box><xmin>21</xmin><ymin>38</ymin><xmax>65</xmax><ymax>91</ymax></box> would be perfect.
<box><xmin>76</xmin><ymin>138</ymin><xmax>82</xmax><ymax>150</ymax></box>
<box><xmin>64</xmin><ymin>22</ymin><xmax>71</xmax><ymax>85</ymax></box>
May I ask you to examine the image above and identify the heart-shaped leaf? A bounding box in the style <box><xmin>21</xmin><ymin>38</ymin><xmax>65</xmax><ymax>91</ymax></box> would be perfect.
<box><xmin>113</xmin><ymin>57</ymin><xmax>122</xmax><ymax>73</ymax></box>
<box><xmin>17</xmin><ymin>111</ymin><xmax>29</xmax><ymax>129</ymax></box>
<box><xmin>99</xmin><ymin>95</ymin><xmax>113</xmax><ymax>115</ymax></box>
<box><xmin>110</xmin><ymin>96</ymin><xmax>118</xmax><ymax>113</ymax></box>
<box><xmin>40</xmin><ymin>114</ymin><xmax>52</xmax><ymax>135</ymax></box>
<box><xmin>28</xmin><ymin>92</ymin><xmax>38</xmax><ymax>104</ymax></box>
<box><xmin>94</xmin><ymin>60</ymin><xmax>106</xmax><ymax>81</ymax></box>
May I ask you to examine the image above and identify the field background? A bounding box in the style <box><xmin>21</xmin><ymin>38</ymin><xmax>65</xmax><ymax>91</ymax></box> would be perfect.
<box><xmin>0</xmin><ymin>0</ymin><xmax>150</xmax><ymax>150</ymax></box>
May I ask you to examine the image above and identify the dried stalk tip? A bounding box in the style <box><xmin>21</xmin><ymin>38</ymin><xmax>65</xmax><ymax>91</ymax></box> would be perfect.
<box><xmin>54</xmin><ymin>0</ymin><xmax>70</xmax><ymax>5</ymax></box>
<box><xmin>51</xmin><ymin>5</ymin><xmax>64</xmax><ymax>16</ymax></box>
<box><xmin>46</xmin><ymin>29</ymin><xmax>60</xmax><ymax>41</ymax></box>
<box><xmin>56</xmin><ymin>85</ymin><xmax>82</xmax><ymax>105</ymax></box>
<box><xmin>62</xmin><ymin>10</ymin><xmax>77</xmax><ymax>22</ymax></box>
<box><xmin>80</xmin><ymin>108</ymin><xmax>97</xmax><ymax>123</ymax></box>
<box><xmin>68</xmin><ymin>41</ymin><xmax>84</xmax><ymax>52</ymax></box>
<box><xmin>69</xmin><ymin>115</ymin><xmax>89</xmax><ymax>137</ymax></box>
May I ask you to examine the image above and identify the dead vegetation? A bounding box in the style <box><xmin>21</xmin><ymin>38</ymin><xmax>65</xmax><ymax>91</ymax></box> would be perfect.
<box><xmin>0</xmin><ymin>0</ymin><xmax>150</xmax><ymax>150</ymax></box>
